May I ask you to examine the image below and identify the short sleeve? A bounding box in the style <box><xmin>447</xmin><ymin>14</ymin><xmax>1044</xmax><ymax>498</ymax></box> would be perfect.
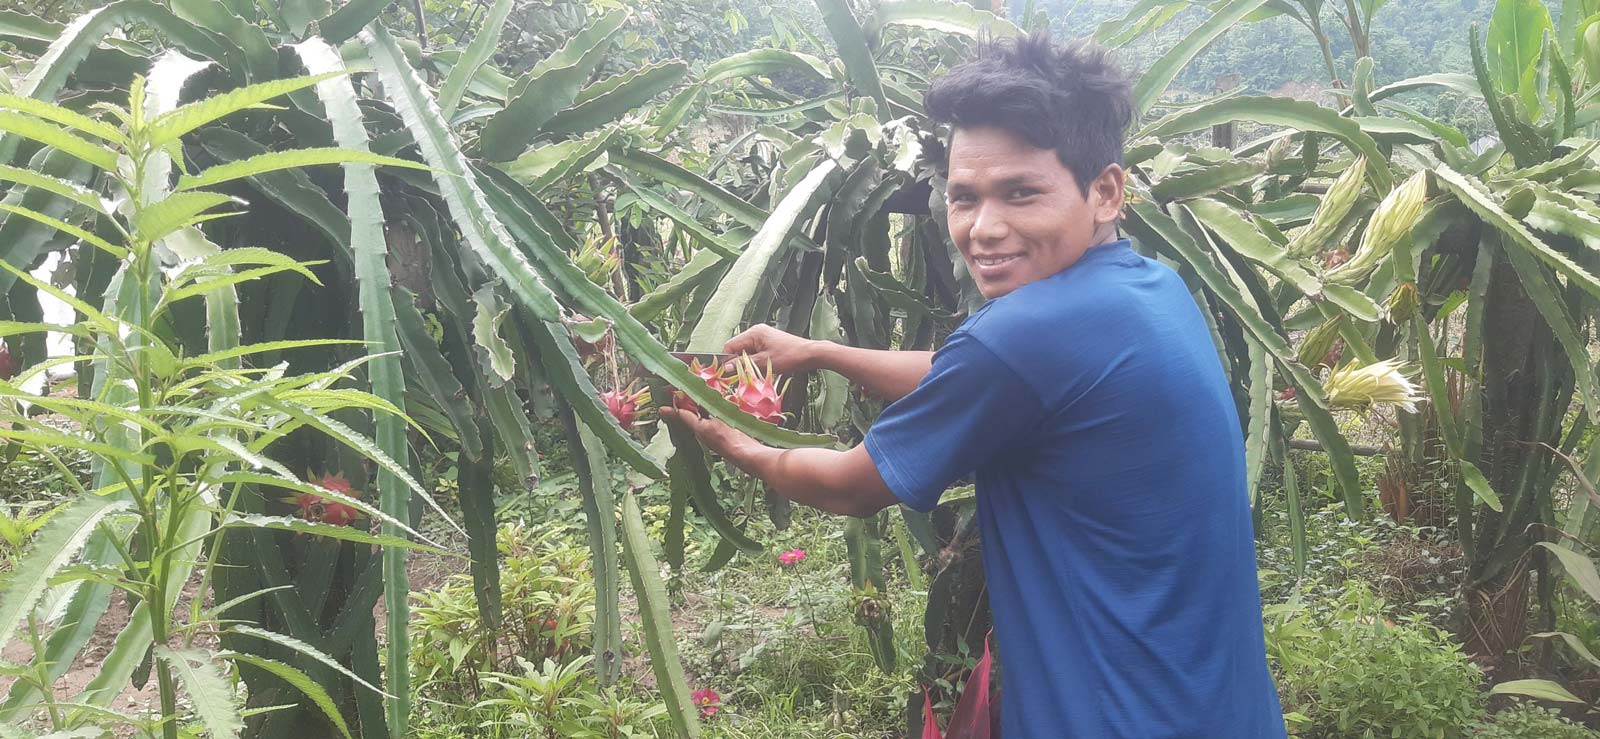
<box><xmin>864</xmin><ymin>332</ymin><xmax>1046</xmax><ymax>512</ymax></box>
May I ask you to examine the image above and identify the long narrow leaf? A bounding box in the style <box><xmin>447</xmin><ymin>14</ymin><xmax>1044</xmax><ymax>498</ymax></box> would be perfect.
<box><xmin>688</xmin><ymin>160</ymin><xmax>839</xmax><ymax>350</ymax></box>
<box><xmin>620</xmin><ymin>492</ymin><xmax>701</xmax><ymax>738</ymax></box>
<box><xmin>1133</xmin><ymin>0</ymin><xmax>1270</xmax><ymax>115</ymax></box>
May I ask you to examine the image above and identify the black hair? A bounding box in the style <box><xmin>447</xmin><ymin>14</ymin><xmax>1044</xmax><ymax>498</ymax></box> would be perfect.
<box><xmin>924</xmin><ymin>30</ymin><xmax>1132</xmax><ymax>195</ymax></box>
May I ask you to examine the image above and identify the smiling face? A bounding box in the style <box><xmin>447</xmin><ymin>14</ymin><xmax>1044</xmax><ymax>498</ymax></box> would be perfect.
<box><xmin>944</xmin><ymin>126</ymin><xmax>1126</xmax><ymax>299</ymax></box>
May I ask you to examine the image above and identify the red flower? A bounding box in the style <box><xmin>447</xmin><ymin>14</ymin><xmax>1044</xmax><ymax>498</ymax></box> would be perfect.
<box><xmin>778</xmin><ymin>549</ymin><xmax>807</xmax><ymax>567</ymax></box>
<box><xmin>691</xmin><ymin>687</ymin><xmax>721</xmax><ymax>718</ymax></box>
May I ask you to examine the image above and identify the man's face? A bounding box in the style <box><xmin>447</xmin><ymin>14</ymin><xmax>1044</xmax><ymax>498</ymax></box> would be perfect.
<box><xmin>944</xmin><ymin>125</ymin><xmax>1125</xmax><ymax>299</ymax></box>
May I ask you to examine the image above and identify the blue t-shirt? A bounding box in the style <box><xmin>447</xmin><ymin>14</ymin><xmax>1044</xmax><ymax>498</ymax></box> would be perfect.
<box><xmin>865</xmin><ymin>240</ymin><xmax>1285</xmax><ymax>738</ymax></box>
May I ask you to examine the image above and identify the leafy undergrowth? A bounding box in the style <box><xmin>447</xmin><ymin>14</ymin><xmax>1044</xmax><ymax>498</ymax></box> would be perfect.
<box><xmin>408</xmin><ymin>461</ymin><xmax>926</xmax><ymax>738</ymax></box>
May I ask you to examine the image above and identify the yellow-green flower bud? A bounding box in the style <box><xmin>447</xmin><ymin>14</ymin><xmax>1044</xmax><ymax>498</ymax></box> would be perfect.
<box><xmin>1327</xmin><ymin>172</ymin><xmax>1428</xmax><ymax>285</ymax></box>
<box><xmin>1386</xmin><ymin>282</ymin><xmax>1419</xmax><ymax>324</ymax></box>
<box><xmin>1289</xmin><ymin>157</ymin><xmax>1368</xmax><ymax>258</ymax></box>
<box><xmin>1297</xmin><ymin>316</ymin><xmax>1344</xmax><ymax>368</ymax></box>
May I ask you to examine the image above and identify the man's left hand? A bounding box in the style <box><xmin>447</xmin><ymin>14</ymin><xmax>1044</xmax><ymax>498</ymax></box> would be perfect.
<box><xmin>659</xmin><ymin>406</ymin><xmax>761</xmax><ymax>471</ymax></box>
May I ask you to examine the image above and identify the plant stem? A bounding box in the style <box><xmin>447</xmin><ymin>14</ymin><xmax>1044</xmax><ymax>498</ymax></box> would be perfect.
<box><xmin>798</xmin><ymin>576</ymin><xmax>824</xmax><ymax>637</ymax></box>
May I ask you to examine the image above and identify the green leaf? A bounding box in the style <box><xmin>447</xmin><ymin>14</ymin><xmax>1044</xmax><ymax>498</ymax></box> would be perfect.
<box><xmin>1538</xmin><ymin>540</ymin><xmax>1600</xmax><ymax>605</ymax></box>
<box><xmin>1133</xmin><ymin>0</ymin><xmax>1270</xmax><ymax>116</ymax></box>
<box><xmin>629</xmin><ymin>247</ymin><xmax>729</xmax><ymax>321</ymax></box>
<box><xmin>1490</xmin><ymin>678</ymin><xmax>1586</xmax><ymax>703</ymax></box>
<box><xmin>316</xmin><ymin>0</ymin><xmax>393</xmax><ymax>44</ymax></box>
<box><xmin>478</xmin><ymin>169</ymin><xmax>832</xmax><ymax>449</ymax></box>
<box><xmin>194</xmin><ymin>128</ymin><xmax>351</xmax><ymax>257</ymax></box>
<box><xmin>498</xmin><ymin>129</ymin><xmax>616</xmax><ymax>193</ymax></box>
<box><xmin>613</xmin><ymin>173</ymin><xmax>739</xmax><ymax>258</ymax></box>
<box><xmin>471</xmin><ymin>285</ymin><xmax>517</xmax><ymax>385</ymax></box>
<box><xmin>541</xmin><ymin>61</ymin><xmax>688</xmax><ymax>137</ymax></box>
<box><xmin>0</xmin><ymin>163</ymin><xmax>108</xmax><ymax>214</ymax></box>
<box><xmin>651</xmin><ymin>83</ymin><xmax>702</xmax><ymax>139</ymax></box>
<box><xmin>1500</xmin><ymin>241</ymin><xmax>1600</xmax><ymax>421</ymax></box>
<box><xmin>1143</xmin><ymin>96</ymin><xmax>1392</xmax><ymax>191</ymax></box>
<box><xmin>438</xmin><ymin>0</ymin><xmax>514</xmax><ymax>119</ymax></box>
<box><xmin>0</xmin><ymin>92</ymin><xmax>123</xmax><ymax>143</ymax></box>
<box><xmin>871</xmin><ymin>0</ymin><xmax>1022</xmax><ymax>39</ymax></box>
<box><xmin>147</xmin><ymin>71</ymin><xmax>352</xmax><ymax>146</ymax></box>
<box><xmin>1471</xmin><ymin>24</ymin><xmax>1549</xmax><ymax>168</ymax></box>
<box><xmin>392</xmin><ymin>289</ymin><xmax>482</xmax><ymax>461</ymax></box>
<box><xmin>9</xmin><ymin>1</ymin><xmax>237</xmax><ymax>156</ymax></box>
<box><xmin>0</xmin><ymin>9</ymin><xmax>61</xmax><ymax>43</ymax></box>
<box><xmin>1459</xmin><ymin>460</ymin><xmax>1504</xmax><ymax>512</ymax></box>
<box><xmin>0</xmin><ymin>111</ymin><xmax>116</xmax><ymax>170</ymax></box>
<box><xmin>688</xmin><ymin>160</ymin><xmax>839</xmax><ymax>351</ymax></box>
<box><xmin>217</xmin><ymin>653</ymin><xmax>354</xmax><ymax>739</ymax></box>
<box><xmin>1435</xmin><ymin>165</ymin><xmax>1600</xmax><ymax>299</ymax></box>
<box><xmin>661</xmin><ymin>419</ymin><xmax>762</xmax><ymax>553</ymax></box>
<box><xmin>132</xmin><ymin>191</ymin><xmax>238</xmax><ymax>244</ymax></box>
<box><xmin>478</xmin><ymin>9</ymin><xmax>626</xmax><ymax>161</ymax></box>
<box><xmin>1524</xmin><ymin>183</ymin><xmax>1600</xmax><ymax>249</ymax></box>
<box><xmin>222</xmin><ymin>514</ymin><xmax>442</xmax><ymax>552</ymax></box>
<box><xmin>0</xmin><ymin>495</ymin><xmax>129</xmax><ymax>652</ymax></box>
<box><xmin>557</xmin><ymin>403</ymin><xmax>622</xmax><ymax>685</ymax></box>
<box><xmin>177</xmin><ymin>148</ymin><xmax>428</xmax><ymax>191</ymax></box>
<box><xmin>702</xmin><ymin>48</ymin><xmax>832</xmax><ymax>84</ymax></box>
<box><xmin>1365</xmin><ymin>73</ymin><xmax>1481</xmax><ymax>105</ymax></box>
<box><xmin>281</xmin><ymin>0</ymin><xmax>329</xmax><ymax>38</ymax></box>
<box><xmin>454</xmin><ymin>423</ymin><xmax>502</xmax><ymax>634</ymax></box>
<box><xmin>815</xmin><ymin>0</ymin><xmax>890</xmax><ymax>119</ymax></box>
<box><xmin>0</xmin><ymin>204</ymin><xmax>124</xmax><ymax>258</ymax></box>
<box><xmin>620</xmin><ymin>492</ymin><xmax>701</xmax><ymax>738</ymax></box>
<box><xmin>155</xmin><ymin>648</ymin><xmax>243</xmax><ymax>739</ymax></box>
<box><xmin>228</xmin><ymin>625</ymin><xmax>392</xmax><ymax>698</ymax></box>
<box><xmin>169</xmin><ymin>0</ymin><xmax>275</xmax><ymax>82</ymax></box>
<box><xmin>362</xmin><ymin>24</ymin><xmax>565</xmax><ymax>326</ymax></box>
<box><xmin>1150</xmin><ymin>160</ymin><xmax>1263</xmax><ymax>201</ymax></box>
<box><xmin>1487</xmin><ymin>0</ymin><xmax>1554</xmax><ymax>115</ymax></box>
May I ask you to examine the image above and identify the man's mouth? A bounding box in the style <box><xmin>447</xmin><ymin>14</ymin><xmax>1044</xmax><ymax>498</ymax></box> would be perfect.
<box><xmin>973</xmin><ymin>254</ymin><xmax>1022</xmax><ymax>269</ymax></box>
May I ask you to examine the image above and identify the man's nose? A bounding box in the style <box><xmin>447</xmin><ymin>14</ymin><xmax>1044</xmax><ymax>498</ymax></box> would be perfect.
<box><xmin>970</xmin><ymin>202</ymin><xmax>1010</xmax><ymax>243</ymax></box>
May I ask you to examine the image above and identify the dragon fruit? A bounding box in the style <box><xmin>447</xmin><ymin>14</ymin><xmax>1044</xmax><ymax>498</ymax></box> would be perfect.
<box><xmin>728</xmin><ymin>354</ymin><xmax>788</xmax><ymax>424</ymax></box>
<box><xmin>282</xmin><ymin>473</ymin><xmax>365</xmax><ymax>527</ymax></box>
<box><xmin>601</xmin><ymin>386</ymin><xmax>650</xmax><ymax>429</ymax></box>
<box><xmin>671</xmin><ymin>359</ymin><xmax>733</xmax><ymax>416</ymax></box>
<box><xmin>0</xmin><ymin>341</ymin><xmax>16</xmax><ymax>381</ymax></box>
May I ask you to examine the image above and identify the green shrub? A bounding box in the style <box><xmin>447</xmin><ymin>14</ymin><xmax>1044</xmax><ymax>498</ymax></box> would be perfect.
<box><xmin>1271</xmin><ymin>585</ymin><xmax>1484</xmax><ymax>738</ymax></box>
<box><xmin>1469</xmin><ymin>703</ymin><xmax>1598</xmax><ymax>739</ymax></box>
<box><xmin>411</xmin><ymin>522</ymin><xmax>597</xmax><ymax>705</ymax></box>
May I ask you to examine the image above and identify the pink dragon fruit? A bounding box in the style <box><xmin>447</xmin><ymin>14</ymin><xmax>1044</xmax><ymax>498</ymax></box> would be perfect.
<box><xmin>728</xmin><ymin>354</ymin><xmax>788</xmax><ymax>425</ymax></box>
<box><xmin>601</xmin><ymin>386</ymin><xmax>650</xmax><ymax>429</ymax></box>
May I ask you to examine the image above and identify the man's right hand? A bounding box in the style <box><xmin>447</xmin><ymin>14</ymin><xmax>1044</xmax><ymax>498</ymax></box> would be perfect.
<box><xmin>723</xmin><ymin>324</ymin><xmax>819</xmax><ymax>375</ymax></box>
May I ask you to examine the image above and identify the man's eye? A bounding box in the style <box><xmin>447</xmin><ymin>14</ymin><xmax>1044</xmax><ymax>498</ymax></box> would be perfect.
<box><xmin>1009</xmin><ymin>188</ymin><xmax>1038</xmax><ymax>199</ymax></box>
<box><xmin>949</xmin><ymin>193</ymin><xmax>976</xmax><ymax>205</ymax></box>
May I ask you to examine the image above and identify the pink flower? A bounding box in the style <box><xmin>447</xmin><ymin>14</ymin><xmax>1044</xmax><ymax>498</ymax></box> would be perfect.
<box><xmin>778</xmin><ymin>549</ymin><xmax>807</xmax><ymax>567</ymax></box>
<box><xmin>691</xmin><ymin>687</ymin><xmax>721</xmax><ymax>717</ymax></box>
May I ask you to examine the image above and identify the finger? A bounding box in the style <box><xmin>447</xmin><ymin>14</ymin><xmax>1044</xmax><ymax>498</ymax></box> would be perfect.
<box><xmin>723</xmin><ymin>327</ymin><xmax>760</xmax><ymax>355</ymax></box>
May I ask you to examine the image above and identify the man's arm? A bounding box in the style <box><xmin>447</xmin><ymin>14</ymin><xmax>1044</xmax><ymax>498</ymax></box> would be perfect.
<box><xmin>659</xmin><ymin>407</ymin><xmax>900</xmax><ymax>518</ymax></box>
<box><xmin>808</xmin><ymin>342</ymin><xmax>932</xmax><ymax>403</ymax></box>
<box><xmin>724</xmin><ymin>324</ymin><xmax>932</xmax><ymax>402</ymax></box>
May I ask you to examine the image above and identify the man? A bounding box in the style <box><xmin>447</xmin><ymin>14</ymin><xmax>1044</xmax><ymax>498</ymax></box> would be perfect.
<box><xmin>660</xmin><ymin>31</ymin><xmax>1286</xmax><ymax>738</ymax></box>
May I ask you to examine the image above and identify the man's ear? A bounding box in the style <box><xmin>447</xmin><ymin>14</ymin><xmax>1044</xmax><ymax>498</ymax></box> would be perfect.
<box><xmin>1091</xmin><ymin>164</ymin><xmax>1127</xmax><ymax>225</ymax></box>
